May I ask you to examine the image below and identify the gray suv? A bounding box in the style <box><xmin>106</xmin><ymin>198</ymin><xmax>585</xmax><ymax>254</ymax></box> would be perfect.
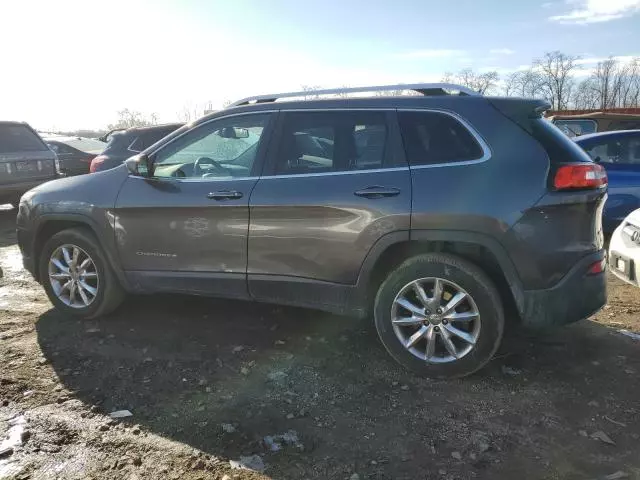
<box><xmin>17</xmin><ymin>83</ymin><xmax>608</xmax><ymax>378</ymax></box>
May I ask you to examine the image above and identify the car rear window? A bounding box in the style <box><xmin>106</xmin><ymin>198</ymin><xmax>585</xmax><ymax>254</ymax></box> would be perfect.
<box><xmin>398</xmin><ymin>111</ymin><xmax>484</xmax><ymax>166</ymax></box>
<box><xmin>0</xmin><ymin>124</ymin><xmax>48</xmax><ymax>154</ymax></box>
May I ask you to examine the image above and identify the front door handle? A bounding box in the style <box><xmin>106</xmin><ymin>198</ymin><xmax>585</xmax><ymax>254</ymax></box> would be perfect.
<box><xmin>207</xmin><ymin>190</ymin><xmax>243</xmax><ymax>200</ymax></box>
<box><xmin>354</xmin><ymin>186</ymin><xmax>401</xmax><ymax>199</ymax></box>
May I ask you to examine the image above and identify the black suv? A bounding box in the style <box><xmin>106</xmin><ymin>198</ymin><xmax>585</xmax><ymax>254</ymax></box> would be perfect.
<box><xmin>16</xmin><ymin>84</ymin><xmax>608</xmax><ymax>378</ymax></box>
<box><xmin>91</xmin><ymin>123</ymin><xmax>183</xmax><ymax>173</ymax></box>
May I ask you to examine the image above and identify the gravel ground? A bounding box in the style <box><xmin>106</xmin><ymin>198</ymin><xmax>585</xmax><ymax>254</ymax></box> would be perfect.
<box><xmin>0</xmin><ymin>207</ymin><xmax>639</xmax><ymax>480</ymax></box>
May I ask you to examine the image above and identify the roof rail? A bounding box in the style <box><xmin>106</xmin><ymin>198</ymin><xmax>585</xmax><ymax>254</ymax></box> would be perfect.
<box><xmin>227</xmin><ymin>83</ymin><xmax>479</xmax><ymax>108</ymax></box>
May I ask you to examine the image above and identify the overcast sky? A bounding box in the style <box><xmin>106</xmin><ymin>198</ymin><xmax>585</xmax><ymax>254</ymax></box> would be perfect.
<box><xmin>1</xmin><ymin>0</ymin><xmax>639</xmax><ymax>130</ymax></box>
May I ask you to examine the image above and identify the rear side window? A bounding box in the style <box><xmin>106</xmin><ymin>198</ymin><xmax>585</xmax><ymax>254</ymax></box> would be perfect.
<box><xmin>579</xmin><ymin>134</ymin><xmax>640</xmax><ymax>165</ymax></box>
<box><xmin>398</xmin><ymin>111</ymin><xmax>483</xmax><ymax>166</ymax></box>
<box><xmin>274</xmin><ymin>111</ymin><xmax>388</xmax><ymax>174</ymax></box>
<box><xmin>0</xmin><ymin>125</ymin><xmax>48</xmax><ymax>153</ymax></box>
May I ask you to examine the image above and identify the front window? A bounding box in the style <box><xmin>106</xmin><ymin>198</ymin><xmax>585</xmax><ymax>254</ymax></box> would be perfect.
<box><xmin>152</xmin><ymin>114</ymin><xmax>270</xmax><ymax>179</ymax></box>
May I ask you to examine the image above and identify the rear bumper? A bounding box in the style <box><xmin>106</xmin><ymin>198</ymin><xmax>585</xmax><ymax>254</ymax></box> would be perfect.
<box><xmin>521</xmin><ymin>249</ymin><xmax>607</xmax><ymax>328</ymax></box>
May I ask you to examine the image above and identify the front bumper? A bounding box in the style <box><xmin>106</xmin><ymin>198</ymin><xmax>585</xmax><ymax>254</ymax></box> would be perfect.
<box><xmin>609</xmin><ymin>222</ymin><xmax>640</xmax><ymax>287</ymax></box>
<box><xmin>521</xmin><ymin>249</ymin><xmax>607</xmax><ymax>328</ymax></box>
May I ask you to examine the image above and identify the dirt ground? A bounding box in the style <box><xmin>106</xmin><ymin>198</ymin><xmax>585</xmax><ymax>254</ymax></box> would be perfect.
<box><xmin>0</xmin><ymin>207</ymin><xmax>639</xmax><ymax>480</ymax></box>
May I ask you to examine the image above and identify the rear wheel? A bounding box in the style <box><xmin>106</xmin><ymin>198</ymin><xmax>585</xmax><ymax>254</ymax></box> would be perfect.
<box><xmin>374</xmin><ymin>253</ymin><xmax>504</xmax><ymax>378</ymax></box>
<box><xmin>39</xmin><ymin>228</ymin><xmax>125</xmax><ymax>318</ymax></box>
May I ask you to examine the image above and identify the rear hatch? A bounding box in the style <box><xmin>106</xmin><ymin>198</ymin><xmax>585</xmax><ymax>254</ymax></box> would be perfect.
<box><xmin>0</xmin><ymin>122</ymin><xmax>57</xmax><ymax>185</ymax></box>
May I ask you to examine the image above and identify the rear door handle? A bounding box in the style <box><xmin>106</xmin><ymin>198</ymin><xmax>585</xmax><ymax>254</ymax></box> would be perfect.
<box><xmin>207</xmin><ymin>190</ymin><xmax>243</xmax><ymax>200</ymax></box>
<box><xmin>354</xmin><ymin>186</ymin><xmax>401</xmax><ymax>199</ymax></box>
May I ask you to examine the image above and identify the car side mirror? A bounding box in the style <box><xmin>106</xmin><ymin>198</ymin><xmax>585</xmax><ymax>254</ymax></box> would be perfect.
<box><xmin>125</xmin><ymin>154</ymin><xmax>152</xmax><ymax>177</ymax></box>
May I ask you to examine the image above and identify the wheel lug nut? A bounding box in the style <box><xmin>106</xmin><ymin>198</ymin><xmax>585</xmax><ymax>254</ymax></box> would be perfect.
<box><xmin>436</xmin><ymin>308</ymin><xmax>443</xmax><ymax>314</ymax></box>
<box><xmin>434</xmin><ymin>326</ymin><xmax>439</xmax><ymax>331</ymax></box>
<box><xmin>442</xmin><ymin>320</ymin><xmax>448</xmax><ymax>325</ymax></box>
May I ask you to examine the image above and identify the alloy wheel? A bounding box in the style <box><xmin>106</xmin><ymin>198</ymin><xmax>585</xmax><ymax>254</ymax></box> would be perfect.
<box><xmin>391</xmin><ymin>277</ymin><xmax>481</xmax><ymax>363</ymax></box>
<box><xmin>48</xmin><ymin>244</ymin><xmax>99</xmax><ymax>308</ymax></box>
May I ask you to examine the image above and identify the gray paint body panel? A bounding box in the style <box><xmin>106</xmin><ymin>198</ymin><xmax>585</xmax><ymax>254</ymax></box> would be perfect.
<box><xmin>248</xmin><ymin>169</ymin><xmax>412</xmax><ymax>284</ymax></box>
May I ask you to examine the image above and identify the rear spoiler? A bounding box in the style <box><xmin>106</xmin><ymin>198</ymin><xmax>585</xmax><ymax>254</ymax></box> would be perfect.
<box><xmin>488</xmin><ymin>98</ymin><xmax>552</xmax><ymax>133</ymax></box>
<box><xmin>489</xmin><ymin>97</ymin><xmax>551</xmax><ymax>118</ymax></box>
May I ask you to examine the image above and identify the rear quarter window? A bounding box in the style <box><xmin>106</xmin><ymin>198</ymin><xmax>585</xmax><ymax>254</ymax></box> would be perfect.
<box><xmin>0</xmin><ymin>124</ymin><xmax>48</xmax><ymax>154</ymax></box>
<box><xmin>398</xmin><ymin>111</ymin><xmax>484</xmax><ymax>166</ymax></box>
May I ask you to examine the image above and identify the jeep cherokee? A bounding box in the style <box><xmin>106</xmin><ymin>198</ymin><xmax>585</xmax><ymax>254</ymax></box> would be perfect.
<box><xmin>16</xmin><ymin>83</ymin><xmax>608</xmax><ymax>377</ymax></box>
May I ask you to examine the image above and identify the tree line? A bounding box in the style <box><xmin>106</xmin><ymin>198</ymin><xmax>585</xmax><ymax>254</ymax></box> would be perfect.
<box><xmin>445</xmin><ymin>51</ymin><xmax>640</xmax><ymax>111</ymax></box>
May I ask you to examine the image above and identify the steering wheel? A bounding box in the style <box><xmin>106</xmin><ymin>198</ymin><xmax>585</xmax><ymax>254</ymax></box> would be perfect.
<box><xmin>193</xmin><ymin>157</ymin><xmax>231</xmax><ymax>177</ymax></box>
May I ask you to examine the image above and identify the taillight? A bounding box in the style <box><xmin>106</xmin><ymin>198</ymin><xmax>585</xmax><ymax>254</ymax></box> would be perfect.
<box><xmin>90</xmin><ymin>155</ymin><xmax>106</xmax><ymax>173</ymax></box>
<box><xmin>586</xmin><ymin>258</ymin><xmax>606</xmax><ymax>275</ymax></box>
<box><xmin>553</xmin><ymin>163</ymin><xmax>607</xmax><ymax>191</ymax></box>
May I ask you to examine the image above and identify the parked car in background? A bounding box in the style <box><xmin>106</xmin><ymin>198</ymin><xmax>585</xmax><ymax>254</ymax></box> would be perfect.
<box><xmin>0</xmin><ymin>121</ymin><xmax>59</xmax><ymax>207</ymax></box>
<box><xmin>575</xmin><ymin>130</ymin><xmax>640</xmax><ymax>233</ymax></box>
<box><xmin>551</xmin><ymin>112</ymin><xmax>640</xmax><ymax>137</ymax></box>
<box><xmin>17</xmin><ymin>83</ymin><xmax>608</xmax><ymax>378</ymax></box>
<box><xmin>91</xmin><ymin>123</ymin><xmax>183</xmax><ymax>173</ymax></box>
<box><xmin>44</xmin><ymin>136</ymin><xmax>105</xmax><ymax>176</ymax></box>
<box><xmin>609</xmin><ymin>207</ymin><xmax>640</xmax><ymax>287</ymax></box>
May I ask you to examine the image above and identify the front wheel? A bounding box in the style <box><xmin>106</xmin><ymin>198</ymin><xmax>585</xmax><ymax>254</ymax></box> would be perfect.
<box><xmin>39</xmin><ymin>228</ymin><xmax>125</xmax><ymax>318</ymax></box>
<box><xmin>374</xmin><ymin>253</ymin><xmax>504</xmax><ymax>378</ymax></box>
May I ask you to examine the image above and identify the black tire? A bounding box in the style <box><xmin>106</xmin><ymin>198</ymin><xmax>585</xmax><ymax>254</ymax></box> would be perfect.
<box><xmin>39</xmin><ymin>227</ymin><xmax>125</xmax><ymax>319</ymax></box>
<box><xmin>374</xmin><ymin>253</ymin><xmax>504</xmax><ymax>378</ymax></box>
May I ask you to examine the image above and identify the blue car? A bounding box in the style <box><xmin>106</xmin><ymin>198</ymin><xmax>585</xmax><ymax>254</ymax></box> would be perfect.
<box><xmin>575</xmin><ymin>130</ymin><xmax>640</xmax><ymax>233</ymax></box>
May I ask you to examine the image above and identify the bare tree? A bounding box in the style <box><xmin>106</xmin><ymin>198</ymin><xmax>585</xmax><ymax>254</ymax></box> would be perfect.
<box><xmin>503</xmin><ymin>69</ymin><xmax>545</xmax><ymax>98</ymax></box>
<box><xmin>107</xmin><ymin>109</ymin><xmax>157</xmax><ymax>130</ymax></box>
<box><xmin>442</xmin><ymin>68</ymin><xmax>500</xmax><ymax>95</ymax></box>
<box><xmin>590</xmin><ymin>57</ymin><xmax>621</xmax><ymax>109</ymax></box>
<box><xmin>571</xmin><ymin>79</ymin><xmax>599</xmax><ymax>110</ymax></box>
<box><xmin>572</xmin><ymin>57</ymin><xmax>640</xmax><ymax>110</ymax></box>
<box><xmin>617</xmin><ymin>57</ymin><xmax>640</xmax><ymax>108</ymax></box>
<box><xmin>533</xmin><ymin>51</ymin><xmax>580</xmax><ymax>110</ymax></box>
